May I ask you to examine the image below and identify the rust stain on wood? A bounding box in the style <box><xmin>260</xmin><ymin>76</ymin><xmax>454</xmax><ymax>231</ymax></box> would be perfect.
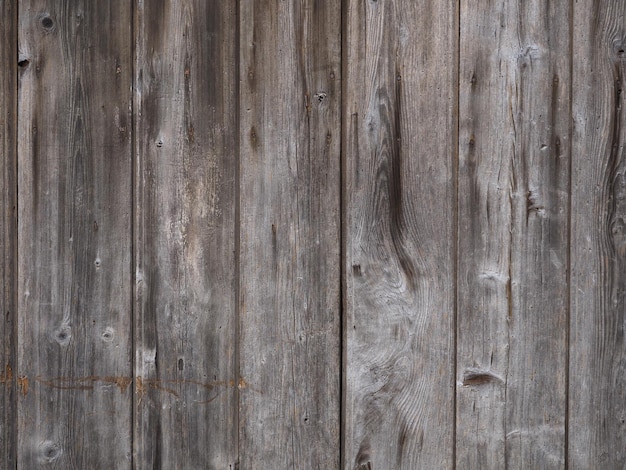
<box><xmin>17</xmin><ymin>376</ymin><xmax>28</xmax><ymax>396</ymax></box>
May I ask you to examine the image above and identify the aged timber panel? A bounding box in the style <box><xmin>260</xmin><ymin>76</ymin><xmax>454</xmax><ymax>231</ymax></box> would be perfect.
<box><xmin>17</xmin><ymin>1</ymin><xmax>133</xmax><ymax>468</ymax></box>
<box><xmin>569</xmin><ymin>1</ymin><xmax>626</xmax><ymax>467</ymax></box>
<box><xmin>239</xmin><ymin>0</ymin><xmax>342</xmax><ymax>467</ymax></box>
<box><xmin>343</xmin><ymin>0</ymin><xmax>458</xmax><ymax>468</ymax></box>
<box><xmin>134</xmin><ymin>0</ymin><xmax>238</xmax><ymax>468</ymax></box>
<box><xmin>1</xmin><ymin>1</ymin><xmax>17</xmax><ymax>468</ymax></box>
<box><xmin>456</xmin><ymin>1</ymin><xmax>570</xmax><ymax>468</ymax></box>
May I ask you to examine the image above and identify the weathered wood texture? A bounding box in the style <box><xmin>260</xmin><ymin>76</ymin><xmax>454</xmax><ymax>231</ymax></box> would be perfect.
<box><xmin>457</xmin><ymin>1</ymin><xmax>570</xmax><ymax>468</ymax></box>
<box><xmin>8</xmin><ymin>1</ymin><xmax>626</xmax><ymax>468</ymax></box>
<box><xmin>569</xmin><ymin>1</ymin><xmax>626</xmax><ymax>467</ymax></box>
<box><xmin>239</xmin><ymin>0</ymin><xmax>341</xmax><ymax>467</ymax></box>
<box><xmin>17</xmin><ymin>1</ymin><xmax>133</xmax><ymax>468</ymax></box>
<box><xmin>343</xmin><ymin>0</ymin><xmax>458</xmax><ymax>468</ymax></box>
<box><xmin>1</xmin><ymin>1</ymin><xmax>17</xmax><ymax>468</ymax></box>
<box><xmin>133</xmin><ymin>1</ymin><xmax>238</xmax><ymax>468</ymax></box>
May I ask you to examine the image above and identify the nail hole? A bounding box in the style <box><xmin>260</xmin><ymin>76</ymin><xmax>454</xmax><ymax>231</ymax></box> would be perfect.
<box><xmin>102</xmin><ymin>327</ymin><xmax>114</xmax><ymax>342</ymax></box>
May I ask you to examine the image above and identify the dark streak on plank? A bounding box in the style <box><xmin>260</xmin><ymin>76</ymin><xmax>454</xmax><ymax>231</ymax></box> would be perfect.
<box><xmin>134</xmin><ymin>0</ymin><xmax>238</xmax><ymax>468</ymax></box>
<box><xmin>0</xmin><ymin>0</ymin><xmax>17</xmax><ymax>468</ymax></box>
<box><xmin>17</xmin><ymin>1</ymin><xmax>133</xmax><ymax>468</ymax></box>
<box><xmin>570</xmin><ymin>1</ymin><xmax>626</xmax><ymax>466</ymax></box>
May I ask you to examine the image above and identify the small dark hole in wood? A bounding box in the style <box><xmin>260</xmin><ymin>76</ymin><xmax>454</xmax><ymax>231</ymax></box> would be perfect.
<box><xmin>178</xmin><ymin>358</ymin><xmax>184</xmax><ymax>370</ymax></box>
<box><xmin>41</xmin><ymin>17</ymin><xmax>54</xmax><ymax>29</ymax></box>
<box><xmin>18</xmin><ymin>59</ymin><xmax>30</xmax><ymax>68</ymax></box>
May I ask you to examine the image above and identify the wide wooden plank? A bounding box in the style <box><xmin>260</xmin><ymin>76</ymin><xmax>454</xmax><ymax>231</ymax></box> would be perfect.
<box><xmin>457</xmin><ymin>1</ymin><xmax>570</xmax><ymax>468</ymax></box>
<box><xmin>343</xmin><ymin>1</ymin><xmax>458</xmax><ymax>468</ymax></box>
<box><xmin>1</xmin><ymin>1</ymin><xmax>17</xmax><ymax>468</ymax></box>
<box><xmin>17</xmin><ymin>1</ymin><xmax>133</xmax><ymax>468</ymax></box>
<box><xmin>238</xmin><ymin>0</ymin><xmax>341</xmax><ymax>467</ymax></box>
<box><xmin>133</xmin><ymin>1</ymin><xmax>238</xmax><ymax>468</ymax></box>
<box><xmin>569</xmin><ymin>2</ymin><xmax>626</xmax><ymax>467</ymax></box>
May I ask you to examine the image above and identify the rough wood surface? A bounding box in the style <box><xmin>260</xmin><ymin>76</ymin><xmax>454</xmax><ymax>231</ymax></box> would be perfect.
<box><xmin>133</xmin><ymin>1</ymin><xmax>238</xmax><ymax>468</ymax></box>
<box><xmin>238</xmin><ymin>0</ymin><xmax>342</xmax><ymax>467</ymax></box>
<box><xmin>1</xmin><ymin>1</ymin><xmax>17</xmax><ymax>468</ymax></box>
<box><xmin>569</xmin><ymin>2</ymin><xmax>626</xmax><ymax>467</ymax></box>
<box><xmin>17</xmin><ymin>1</ymin><xmax>133</xmax><ymax>468</ymax></box>
<box><xmin>456</xmin><ymin>1</ymin><xmax>570</xmax><ymax>468</ymax></box>
<box><xmin>342</xmin><ymin>1</ymin><xmax>458</xmax><ymax>467</ymax></box>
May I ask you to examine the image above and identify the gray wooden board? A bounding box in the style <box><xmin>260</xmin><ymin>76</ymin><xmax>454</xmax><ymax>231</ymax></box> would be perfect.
<box><xmin>133</xmin><ymin>0</ymin><xmax>238</xmax><ymax>468</ymax></box>
<box><xmin>1</xmin><ymin>0</ymin><xmax>17</xmax><ymax>468</ymax></box>
<box><xmin>238</xmin><ymin>0</ymin><xmax>342</xmax><ymax>467</ymax></box>
<box><xmin>456</xmin><ymin>1</ymin><xmax>570</xmax><ymax>468</ymax></box>
<box><xmin>569</xmin><ymin>1</ymin><xmax>626</xmax><ymax>467</ymax></box>
<box><xmin>342</xmin><ymin>0</ymin><xmax>458</xmax><ymax>467</ymax></box>
<box><xmin>17</xmin><ymin>1</ymin><xmax>133</xmax><ymax>468</ymax></box>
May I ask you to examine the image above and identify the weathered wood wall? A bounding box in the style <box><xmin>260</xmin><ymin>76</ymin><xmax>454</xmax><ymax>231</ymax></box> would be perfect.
<box><xmin>2</xmin><ymin>0</ymin><xmax>626</xmax><ymax>468</ymax></box>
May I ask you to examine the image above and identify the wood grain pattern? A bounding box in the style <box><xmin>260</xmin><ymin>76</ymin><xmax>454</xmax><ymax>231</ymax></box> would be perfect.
<box><xmin>238</xmin><ymin>0</ymin><xmax>341</xmax><ymax>467</ymax></box>
<box><xmin>569</xmin><ymin>1</ymin><xmax>626</xmax><ymax>467</ymax></box>
<box><xmin>342</xmin><ymin>1</ymin><xmax>458</xmax><ymax>467</ymax></box>
<box><xmin>133</xmin><ymin>1</ymin><xmax>238</xmax><ymax>468</ymax></box>
<box><xmin>457</xmin><ymin>1</ymin><xmax>570</xmax><ymax>468</ymax></box>
<box><xmin>17</xmin><ymin>1</ymin><xmax>133</xmax><ymax>468</ymax></box>
<box><xmin>1</xmin><ymin>1</ymin><xmax>17</xmax><ymax>468</ymax></box>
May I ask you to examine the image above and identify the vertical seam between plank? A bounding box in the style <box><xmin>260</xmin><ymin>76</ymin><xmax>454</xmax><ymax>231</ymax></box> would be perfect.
<box><xmin>565</xmin><ymin>1</ymin><xmax>574</xmax><ymax>468</ymax></box>
<box><xmin>13</xmin><ymin>0</ymin><xmax>19</xmax><ymax>467</ymax></box>
<box><xmin>130</xmin><ymin>0</ymin><xmax>137</xmax><ymax>468</ymax></box>
<box><xmin>453</xmin><ymin>1</ymin><xmax>461</xmax><ymax>468</ymax></box>
<box><xmin>234</xmin><ymin>0</ymin><xmax>241</xmax><ymax>467</ymax></box>
<box><xmin>339</xmin><ymin>0</ymin><xmax>348</xmax><ymax>467</ymax></box>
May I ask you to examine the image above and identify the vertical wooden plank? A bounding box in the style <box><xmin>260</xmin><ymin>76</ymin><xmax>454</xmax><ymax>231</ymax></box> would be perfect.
<box><xmin>134</xmin><ymin>0</ymin><xmax>238</xmax><ymax>467</ymax></box>
<box><xmin>1</xmin><ymin>0</ymin><xmax>17</xmax><ymax>468</ymax></box>
<box><xmin>457</xmin><ymin>1</ymin><xmax>570</xmax><ymax>468</ymax></box>
<box><xmin>569</xmin><ymin>2</ymin><xmax>626</xmax><ymax>467</ymax></box>
<box><xmin>17</xmin><ymin>1</ymin><xmax>133</xmax><ymax>468</ymax></box>
<box><xmin>343</xmin><ymin>1</ymin><xmax>458</xmax><ymax>468</ymax></box>
<box><xmin>239</xmin><ymin>0</ymin><xmax>341</xmax><ymax>467</ymax></box>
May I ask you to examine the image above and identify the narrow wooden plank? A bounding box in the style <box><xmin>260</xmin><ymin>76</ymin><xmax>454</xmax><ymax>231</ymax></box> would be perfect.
<box><xmin>239</xmin><ymin>0</ymin><xmax>341</xmax><ymax>467</ymax></box>
<box><xmin>1</xmin><ymin>0</ymin><xmax>17</xmax><ymax>468</ymax></box>
<box><xmin>133</xmin><ymin>1</ymin><xmax>238</xmax><ymax>467</ymax></box>
<box><xmin>457</xmin><ymin>1</ymin><xmax>570</xmax><ymax>468</ymax></box>
<box><xmin>343</xmin><ymin>1</ymin><xmax>458</xmax><ymax>467</ymax></box>
<box><xmin>17</xmin><ymin>1</ymin><xmax>133</xmax><ymax>468</ymax></box>
<box><xmin>569</xmin><ymin>2</ymin><xmax>626</xmax><ymax>467</ymax></box>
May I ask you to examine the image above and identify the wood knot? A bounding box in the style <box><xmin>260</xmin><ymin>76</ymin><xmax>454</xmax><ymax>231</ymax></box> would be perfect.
<box><xmin>39</xmin><ymin>441</ymin><xmax>62</xmax><ymax>463</ymax></box>
<box><xmin>462</xmin><ymin>368</ymin><xmax>503</xmax><ymax>386</ymax></box>
<box><xmin>40</xmin><ymin>16</ymin><xmax>55</xmax><ymax>31</ymax></box>
<box><xmin>54</xmin><ymin>325</ymin><xmax>72</xmax><ymax>346</ymax></box>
